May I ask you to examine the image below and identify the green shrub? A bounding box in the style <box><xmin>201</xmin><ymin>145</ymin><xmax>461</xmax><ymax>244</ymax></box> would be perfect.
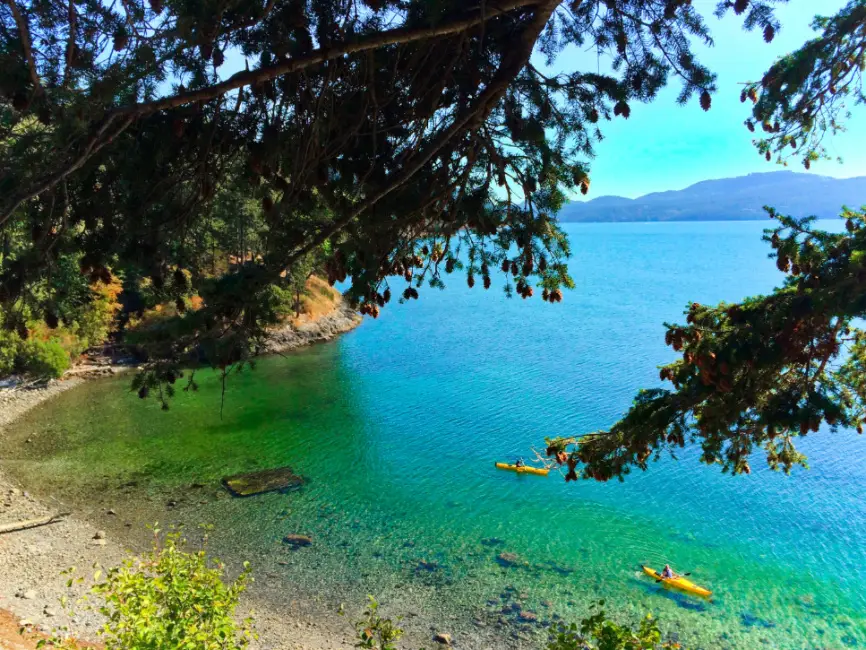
<box><xmin>354</xmin><ymin>596</ymin><xmax>404</xmax><ymax>650</ymax></box>
<box><xmin>17</xmin><ymin>339</ymin><xmax>70</xmax><ymax>379</ymax></box>
<box><xmin>547</xmin><ymin>601</ymin><xmax>680</xmax><ymax>650</ymax></box>
<box><xmin>47</xmin><ymin>529</ymin><xmax>255</xmax><ymax>650</ymax></box>
<box><xmin>0</xmin><ymin>330</ymin><xmax>20</xmax><ymax>377</ymax></box>
<box><xmin>263</xmin><ymin>283</ymin><xmax>296</xmax><ymax>318</ymax></box>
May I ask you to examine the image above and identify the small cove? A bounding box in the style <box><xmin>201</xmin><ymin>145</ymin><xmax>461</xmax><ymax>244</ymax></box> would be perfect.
<box><xmin>2</xmin><ymin>221</ymin><xmax>865</xmax><ymax>649</ymax></box>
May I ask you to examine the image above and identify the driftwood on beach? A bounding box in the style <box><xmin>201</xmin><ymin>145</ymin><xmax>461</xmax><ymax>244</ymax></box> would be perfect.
<box><xmin>0</xmin><ymin>512</ymin><xmax>70</xmax><ymax>535</ymax></box>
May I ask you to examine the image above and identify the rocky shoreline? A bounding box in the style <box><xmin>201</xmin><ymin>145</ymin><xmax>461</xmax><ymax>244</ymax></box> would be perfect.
<box><xmin>0</xmin><ymin>303</ymin><xmax>364</xmax><ymax>650</ymax></box>
<box><xmin>264</xmin><ymin>303</ymin><xmax>362</xmax><ymax>354</ymax></box>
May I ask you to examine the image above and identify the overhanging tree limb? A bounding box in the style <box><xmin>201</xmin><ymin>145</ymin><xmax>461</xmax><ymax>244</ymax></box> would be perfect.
<box><xmin>0</xmin><ymin>0</ymin><xmax>541</xmax><ymax>225</ymax></box>
<box><xmin>284</xmin><ymin>0</ymin><xmax>563</xmax><ymax>267</ymax></box>
<box><xmin>119</xmin><ymin>0</ymin><xmax>541</xmax><ymax>116</ymax></box>
<box><xmin>0</xmin><ymin>114</ymin><xmax>134</xmax><ymax>228</ymax></box>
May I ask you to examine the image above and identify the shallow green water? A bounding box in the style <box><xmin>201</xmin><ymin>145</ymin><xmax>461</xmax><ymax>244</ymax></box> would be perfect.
<box><xmin>3</xmin><ymin>221</ymin><xmax>865</xmax><ymax>649</ymax></box>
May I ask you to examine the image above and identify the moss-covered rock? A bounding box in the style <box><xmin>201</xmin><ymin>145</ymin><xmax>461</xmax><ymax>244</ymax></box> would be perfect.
<box><xmin>221</xmin><ymin>467</ymin><xmax>304</xmax><ymax>497</ymax></box>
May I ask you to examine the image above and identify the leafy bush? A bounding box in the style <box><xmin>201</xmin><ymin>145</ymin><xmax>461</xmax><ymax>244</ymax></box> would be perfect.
<box><xmin>353</xmin><ymin>596</ymin><xmax>404</xmax><ymax>650</ymax></box>
<box><xmin>17</xmin><ymin>339</ymin><xmax>70</xmax><ymax>379</ymax></box>
<box><xmin>46</xmin><ymin>529</ymin><xmax>255</xmax><ymax>650</ymax></box>
<box><xmin>71</xmin><ymin>275</ymin><xmax>123</xmax><ymax>349</ymax></box>
<box><xmin>547</xmin><ymin>601</ymin><xmax>681</xmax><ymax>650</ymax></box>
<box><xmin>0</xmin><ymin>329</ymin><xmax>20</xmax><ymax>377</ymax></box>
<box><xmin>262</xmin><ymin>283</ymin><xmax>296</xmax><ymax>319</ymax></box>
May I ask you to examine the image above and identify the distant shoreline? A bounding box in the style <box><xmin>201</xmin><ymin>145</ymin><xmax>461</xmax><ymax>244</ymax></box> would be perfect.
<box><xmin>555</xmin><ymin>216</ymin><xmax>845</xmax><ymax>224</ymax></box>
<box><xmin>558</xmin><ymin>170</ymin><xmax>864</xmax><ymax>224</ymax></box>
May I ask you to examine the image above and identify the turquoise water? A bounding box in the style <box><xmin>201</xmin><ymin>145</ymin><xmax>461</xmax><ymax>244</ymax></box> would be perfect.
<box><xmin>3</xmin><ymin>221</ymin><xmax>865</xmax><ymax>649</ymax></box>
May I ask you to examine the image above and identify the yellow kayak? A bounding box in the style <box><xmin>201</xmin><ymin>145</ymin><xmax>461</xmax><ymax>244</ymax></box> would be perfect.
<box><xmin>642</xmin><ymin>566</ymin><xmax>712</xmax><ymax>598</ymax></box>
<box><xmin>495</xmin><ymin>462</ymin><xmax>549</xmax><ymax>476</ymax></box>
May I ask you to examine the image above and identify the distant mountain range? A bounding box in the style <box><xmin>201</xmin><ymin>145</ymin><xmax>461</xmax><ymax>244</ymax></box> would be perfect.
<box><xmin>558</xmin><ymin>171</ymin><xmax>866</xmax><ymax>223</ymax></box>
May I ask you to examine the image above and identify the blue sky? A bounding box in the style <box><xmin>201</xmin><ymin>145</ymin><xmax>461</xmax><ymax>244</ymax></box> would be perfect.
<box><xmin>550</xmin><ymin>1</ymin><xmax>866</xmax><ymax>199</ymax></box>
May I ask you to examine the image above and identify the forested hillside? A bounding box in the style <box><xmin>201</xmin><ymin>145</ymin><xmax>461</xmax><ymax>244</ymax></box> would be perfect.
<box><xmin>559</xmin><ymin>171</ymin><xmax>866</xmax><ymax>222</ymax></box>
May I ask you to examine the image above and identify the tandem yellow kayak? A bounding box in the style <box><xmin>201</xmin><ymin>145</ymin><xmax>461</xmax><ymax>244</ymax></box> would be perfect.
<box><xmin>641</xmin><ymin>565</ymin><xmax>712</xmax><ymax>598</ymax></box>
<box><xmin>495</xmin><ymin>462</ymin><xmax>550</xmax><ymax>476</ymax></box>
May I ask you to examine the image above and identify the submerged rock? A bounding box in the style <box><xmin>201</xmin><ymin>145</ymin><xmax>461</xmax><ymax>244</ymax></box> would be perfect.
<box><xmin>496</xmin><ymin>552</ymin><xmax>528</xmax><ymax>568</ymax></box>
<box><xmin>433</xmin><ymin>632</ymin><xmax>452</xmax><ymax>645</ymax></box>
<box><xmin>741</xmin><ymin>612</ymin><xmax>777</xmax><ymax>629</ymax></box>
<box><xmin>222</xmin><ymin>467</ymin><xmax>305</xmax><ymax>497</ymax></box>
<box><xmin>283</xmin><ymin>534</ymin><xmax>313</xmax><ymax>548</ymax></box>
<box><xmin>542</xmin><ymin>561</ymin><xmax>576</xmax><ymax>576</ymax></box>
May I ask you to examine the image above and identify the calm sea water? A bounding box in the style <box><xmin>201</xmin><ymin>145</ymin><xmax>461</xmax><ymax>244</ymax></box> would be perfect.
<box><xmin>3</xmin><ymin>221</ymin><xmax>865</xmax><ymax>649</ymax></box>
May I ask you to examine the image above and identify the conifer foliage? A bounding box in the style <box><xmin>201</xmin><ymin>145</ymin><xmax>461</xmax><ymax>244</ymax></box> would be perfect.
<box><xmin>545</xmin><ymin>0</ymin><xmax>866</xmax><ymax>481</ymax></box>
<box><xmin>548</xmin><ymin>207</ymin><xmax>866</xmax><ymax>481</ymax></box>
<box><xmin>1</xmin><ymin>0</ymin><xmax>768</xmax><ymax>395</ymax></box>
<box><xmin>741</xmin><ymin>0</ymin><xmax>866</xmax><ymax>168</ymax></box>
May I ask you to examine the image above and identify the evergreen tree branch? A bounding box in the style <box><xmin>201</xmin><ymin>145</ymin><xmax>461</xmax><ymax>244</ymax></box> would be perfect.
<box><xmin>548</xmin><ymin>208</ymin><xmax>866</xmax><ymax>481</ymax></box>
<box><xmin>743</xmin><ymin>0</ymin><xmax>866</xmax><ymax>166</ymax></box>
<box><xmin>0</xmin><ymin>0</ymin><xmax>541</xmax><ymax>226</ymax></box>
<box><xmin>117</xmin><ymin>0</ymin><xmax>542</xmax><ymax>115</ymax></box>
<box><xmin>283</xmin><ymin>0</ymin><xmax>563</xmax><ymax>269</ymax></box>
<box><xmin>0</xmin><ymin>115</ymin><xmax>135</xmax><ymax>228</ymax></box>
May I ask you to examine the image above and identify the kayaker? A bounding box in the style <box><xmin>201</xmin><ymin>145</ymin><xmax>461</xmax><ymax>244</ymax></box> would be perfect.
<box><xmin>661</xmin><ymin>564</ymin><xmax>677</xmax><ymax>579</ymax></box>
<box><xmin>515</xmin><ymin>458</ymin><xmax>524</xmax><ymax>468</ymax></box>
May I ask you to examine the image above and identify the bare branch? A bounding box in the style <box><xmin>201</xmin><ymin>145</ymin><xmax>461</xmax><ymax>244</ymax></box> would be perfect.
<box><xmin>64</xmin><ymin>0</ymin><xmax>77</xmax><ymax>86</ymax></box>
<box><xmin>4</xmin><ymin>0</ymin><xmax>42</xmax><ymax>94</ymax></box>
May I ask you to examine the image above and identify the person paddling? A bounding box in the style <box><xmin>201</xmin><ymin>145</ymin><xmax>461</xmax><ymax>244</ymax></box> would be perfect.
<box><xmin>661</xmin><ymin>564</ymin><xmax>677</xmax><ymax>579</ymax></box>
<box><xmin>515</xmin><ymin>458</ymin><xmax>525</xmax><ymax>468</ymax></box>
